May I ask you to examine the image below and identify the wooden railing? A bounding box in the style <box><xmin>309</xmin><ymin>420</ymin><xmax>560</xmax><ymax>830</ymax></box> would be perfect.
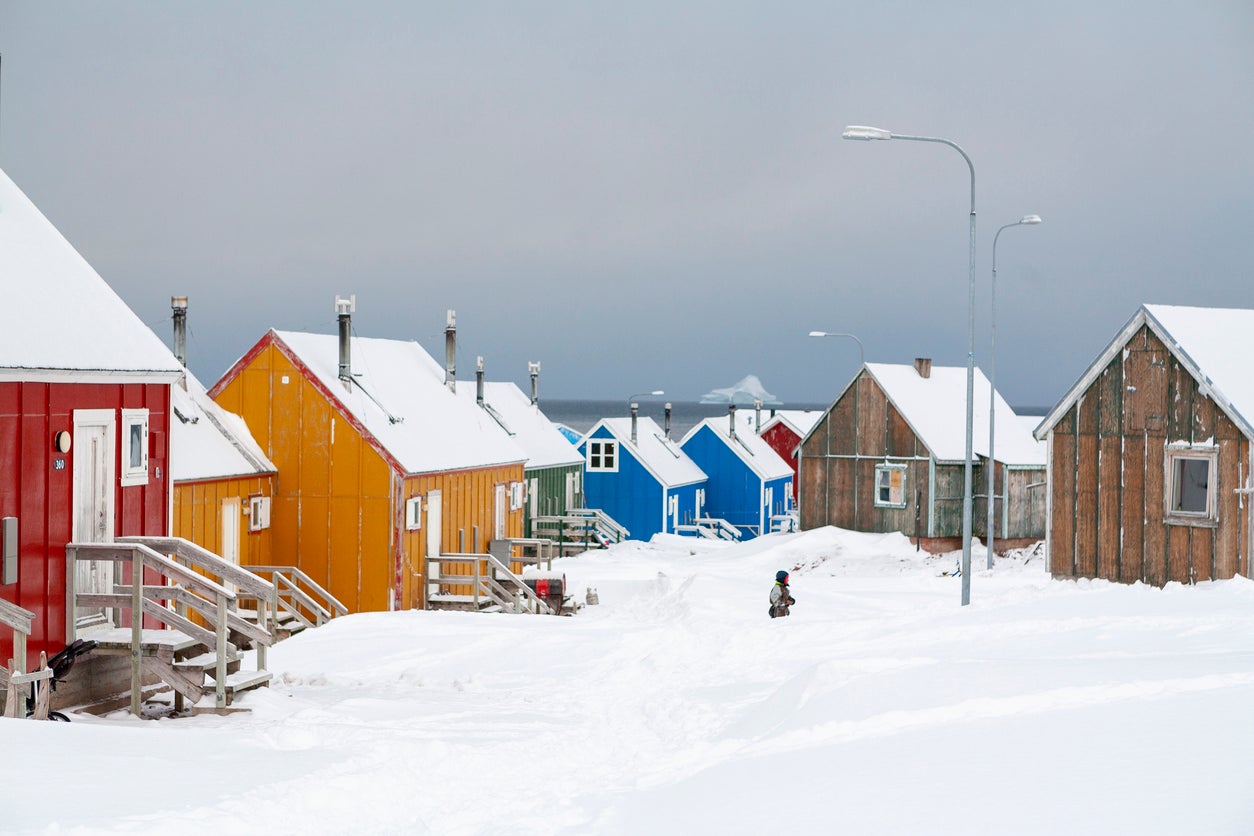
<box><xmin>66</xmin><ymin>541</ymin><xmax>275</xmax><ymax>714</ymax></box>
<box><xmin>531</xmin><ymin>508</ymin><xmax>630</xmax><ymax>550</ymax></box>
<box><xmin>425</xmin><ymin>552</ymin><xmax>553</xmax><ymax>615</ymax></box>
<box><xmin>117</xmin><ymin>536</ymin><xmax>278</xmax><ymax>669</ymax></box>
<box><xmin>491</xmin><ymin>538</ymin><xmax>556</xmax><ymax>572</ymax></box>
<box><xmin>675</xmin><ymin>517</ymin><xmax>742</xmax><ymax>541</ymax></box>
<box><xmin>0</xmin><ymin>598</ymin><xmax>53</xmax><ymax>719</ymax></box>
<box><xmin>238</xmin><ymin>564</ymin><xmax>349</xmax><ymax>628</ymax></box>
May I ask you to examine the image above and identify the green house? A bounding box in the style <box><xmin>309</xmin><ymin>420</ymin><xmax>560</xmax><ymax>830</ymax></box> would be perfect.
<box><xmin>460</xmin><ymin>378</ymin><xmax>584</xmax><ymax>537</ymax></box>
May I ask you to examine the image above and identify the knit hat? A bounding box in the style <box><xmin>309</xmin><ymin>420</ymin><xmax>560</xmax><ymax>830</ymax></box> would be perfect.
<box><xmin>775</xmin><ymin>570</ymin><xmax>789</xmax><ymax>584</ymax></box>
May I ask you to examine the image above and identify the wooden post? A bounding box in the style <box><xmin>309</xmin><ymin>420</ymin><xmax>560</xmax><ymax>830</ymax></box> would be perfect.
<box><xmin>4</xmin><ymin>657</ymin><xmax>21</xmax><ymax>718</ymax></box>
<box><xmin>131</xmin><ymin>547</ymin><xmax>143</xmax><ymax>717</ymax></box>
<box><xmin>31</xmin><ymin>652</ymin><xmax>50</xmax><ymax>720</ymax></box>
<box><xmin>473</xmin><ymin>558</ymin><xmax>481</xmax><ymax>609</ymax></box>
<box><xmin>215</xmin><ymin>593</ymin><xmax>228</xmax><ymax>709</ymax></box>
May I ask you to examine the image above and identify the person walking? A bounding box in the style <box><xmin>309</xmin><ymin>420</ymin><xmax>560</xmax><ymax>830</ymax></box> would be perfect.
<box><xmin>769</xmin><ymin>570</ymin><xmax>795</xmax><ymax>618</ymax></box>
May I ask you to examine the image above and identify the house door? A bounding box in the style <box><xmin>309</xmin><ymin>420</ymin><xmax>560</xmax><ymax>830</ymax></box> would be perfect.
<box><xmin>669</xmin><ymin>494</ymin><xmax>679</xmax><ymax>532</ymax></box>
<box><xmin>426</xmin><ymin>491</ymin><xmax>442</xmax><ymax>558</ymax></box>
<box><xmin>765</xmin><ymin>486</ymin><xmax>774</xmax><ymax>531</ymax></box>
<box><xmin>494</xmin><ymin>484</ymin><xmax>507</xmax><ymax>540</ymax></box>
<box><xmin>72</xmin><ymin>409</ymin><xmax>116</xmax><ymax>629</ymax></box>
<box><xmin>564</xmin><ymin>472</ymin><xmax>576</xmax><ymax>512</ymax></box>
<box><xmin>220</xmin><ymin>498</ymin><xmax>240</xmax><ymax>594</ymax></box>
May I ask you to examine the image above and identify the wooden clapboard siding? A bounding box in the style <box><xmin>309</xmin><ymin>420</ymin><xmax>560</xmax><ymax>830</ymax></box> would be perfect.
<box><xmin>1047</xmin><ymin>323</ymin><xmax>1249</xmax><ymax>587</ymax></box>
<box><xmin>172</xmin><ymin>474</ymin><xmax>275</xmax><ymax>567</ymax></box>
<box><xmin>1049</xmin><ymin>418</ymin><xmax>1077</xmax><ymax>577</ymax></box>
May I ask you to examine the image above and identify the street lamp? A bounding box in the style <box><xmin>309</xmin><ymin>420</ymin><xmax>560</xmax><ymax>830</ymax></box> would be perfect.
<box><xmin>843</xmin><ymin>124</ymin><xmax>977</xmax><ymax>606</ymax></box>
<box><xmin>808</xmin><ymin>331</ymin><xmax>865</xmax><ymax>369</ymax></box>
<box><xmin>987</xmin><ymin>214</ymin><xmax>1042</xmax><ymax>568</ymax></box>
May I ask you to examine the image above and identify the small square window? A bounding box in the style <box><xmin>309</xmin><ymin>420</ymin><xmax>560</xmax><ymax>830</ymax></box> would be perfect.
<box><xmin>405</xmin><ymin>496</ymin><xmax>422</xmax><ymax>531</ymax></box>
<box><xmin>587</xmin><ymin>440</ymin><xmax>619</xmax><ymax>472</ymax></box>
<box><xmin>1166</xmin><ymin>447</ymin><xmax>1217</xmax><ymax>525</ymax></box>
<box><xmin>120</xmin><ymin>409</ymin><xmax>149</xmax><ymax>486</ymax></box>
<box><xmin>249</xmin><ymin>496</ymin><xmax>272</xmax><ymax>531</ymax></box>
<box><xmin>874</xmin><ymin>464</ymin><xmax>907</xmax><ymax>508</ymax></box>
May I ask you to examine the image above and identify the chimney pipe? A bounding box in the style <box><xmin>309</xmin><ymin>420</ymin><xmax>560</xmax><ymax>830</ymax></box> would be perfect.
<box><xmin>335</xmin><ymin>294</ymin><xmax>356</xmax><ymax>385</ymax></box>
<box><xmin>476</xmin><ymin>356</ymin><xmax>485</xmax><ymax>406</ymax></box>
<box><xmin>171</xmin><ymin>296</ymin><xmax>188</xmax><ymax>369</ymax></box>
<box><xmin>729</xmin><ymin>403</ymin><xmax>737</xmax><ymax>439</ymax></box>
<box><xmin>664</xmin><ymin>403</ymin><xmax>672</xmax><ymax>439</ymax></box>
<box><xmin>528</xmin><ymin>361</ymin><xmax>541</xmax><ymax>406</ymax></box>
<box><xmin>630</xmin><ymin>402</ymin><xmax>639</xmax><ymax>444</ymax></box>
<box><xmin>914</xmin><ymin>357</ymin><xmax>932</xmax><ymax>379</ymax></box>
<box><xmin>754</xmin><ymin>398</ymin><xmax>762</xmax><ymax>433</ymax></box>
<box><xmin>445</xmin><ymin>310</ymin><xmax>457</xmax><ymax>392</ymax></box>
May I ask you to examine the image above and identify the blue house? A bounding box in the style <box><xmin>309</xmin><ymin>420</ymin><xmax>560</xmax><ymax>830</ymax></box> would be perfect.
<box><xmin>680</xmin><ymin>409</ymin><xmax>795</xmax><ymax>538</ymax></box>
<box><xmin>578</xmin><ymin>412</ymin><xmax>708</xmax><ymax>541</ymax></box>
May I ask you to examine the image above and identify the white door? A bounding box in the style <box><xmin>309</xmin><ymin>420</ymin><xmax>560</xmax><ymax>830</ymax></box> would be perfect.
<box><xmin>494</xmin><ymin>484</ymin><xmax>507</xmax><ymax>540</ymax></box>
<box><xmin>426</xmin><ymin>491</ymin><xmax>442</xmax><ymax>558</ymax></box>
<box><xmin>220</xmin><ymin>497</ymin><xmax>240</xmax><ymax>594</ymax></box>
<box><xmin>765</xmin><ymin>486</ymin><xmax>774</xmax><ymax>532</ymax></box>
<box><xmin>669</xmin><ymin>494</ymin><xmax>679</xmax><ymax>532</ymax></box>
<box><xmin>72</xmin><ymin>409</ymin><xmax>116</xmax><ymax>629</ymax></box>
<box><xmin>564</xmin><ymin>472</ymin><xmax>575</xmax><ymax>512</ymax></box>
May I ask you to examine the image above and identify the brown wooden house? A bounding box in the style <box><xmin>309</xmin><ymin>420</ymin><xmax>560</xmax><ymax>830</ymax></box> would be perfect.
<box><xmin>798</xmin><ymin>359</ymin><xmax>1045</xmax><ymax>552</ymax></box>
<box><xmin>1034</xmin><ymin>304</ymin><xmax>1254</xmax><ymax>586</ymax></box>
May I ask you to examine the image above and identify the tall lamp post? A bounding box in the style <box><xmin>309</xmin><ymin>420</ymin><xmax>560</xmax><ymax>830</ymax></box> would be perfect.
<box><xmin>843</xmin><ymin>124</ymin><xmax>976</xmax><ymax>606</ymax></box>
<box><xmin>808</xmin><ymin>331</ymin><xmax>866</xmax><ymax>369</ymax></box>
<box><xmin>987</xmin><ymin>214</ymin><xmax>1042</xmax><ymax>568</ymax></box>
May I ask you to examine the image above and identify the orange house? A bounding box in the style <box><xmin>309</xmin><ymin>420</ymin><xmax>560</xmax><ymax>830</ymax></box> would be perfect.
<box><xmin>208</xmin><ymin>311</ymin><xmax>527</xmax><ymax>613</ymax></box>
<box><xmin>171</xmin><ymin>371</ymin><xmax>277</xmax><ymax>571</ymax></box>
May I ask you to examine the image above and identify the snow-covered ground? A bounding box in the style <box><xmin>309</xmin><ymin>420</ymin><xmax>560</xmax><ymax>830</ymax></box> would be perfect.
<box><xmin>7</xmin><ymin>527</ymin><xmax>1254</xmax><ymax>835</ymax></box>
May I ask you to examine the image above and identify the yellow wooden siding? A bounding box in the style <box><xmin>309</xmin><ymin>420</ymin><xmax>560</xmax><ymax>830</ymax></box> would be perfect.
<box><xmin>172</xmin><ymin>475</ymin><xmax>275</xmax><ymax>567</ymax></box>
<box><xmin>404</xmin><ymin>464</ymin><xmax>525</xmax><ymax>607</ymax></box>
<box><xmin>214</xmin><ymin>339</ymin><xmax>524</xmax><ymax>614</ymax></box>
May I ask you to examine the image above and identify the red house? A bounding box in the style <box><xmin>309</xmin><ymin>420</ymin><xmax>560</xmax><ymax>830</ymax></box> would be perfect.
<box><xmin>0</xmin><ymin>167</ymin><xmax>183</xmax><ymax>667</ymax></box>
<box><xmin>758</xmin><ymin>410</ymin><xmax>823</xmax><ymax>503</ymax></box>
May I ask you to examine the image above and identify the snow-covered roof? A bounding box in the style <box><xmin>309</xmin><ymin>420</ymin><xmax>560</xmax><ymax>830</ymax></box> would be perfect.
<box><xmin>861</xmin><ymin>363</ymin><xmax>1044</xmax><ymax>466</ymax></box>
<box><xmin>554</xmin><ymin>423</ymin><xmax>583</xmax><ymax>445</ymax></box>
<box><xmin>680</xmin><ymin>417</ymin><xmax>794</xmax><ymax>481</ymax></box>
<box><xmin>171</xmin><ymin>371</ymin><xmax>276</xmax><ymax>482</ymax></box>
<box><xmin>1036</xmin><ymin>304</ymin><xmax>1254</xmax><ymax>443</ymax></box>
<box><xmin>457</xmin><ymin>381</ymin><xmax>583</xmax><ymax>470</ymax></box>
<box><xmin>271</xmin><ymin>330</ymin><xmax>527</xmax><ymax>475</ymax></box>
<box><xmin>0</xmin><ymin>167</ymin><xmax>183</xmax><ymax>382</ymax></box>
<box><xmin>586</xmin><ymin>416</ymin><xmax>707</xmax><ymax>488</ymax></box>
<box><xmin>759</xmin><ymin>409</ymin><xmax>824</xmax><ymax>439</ymax></box>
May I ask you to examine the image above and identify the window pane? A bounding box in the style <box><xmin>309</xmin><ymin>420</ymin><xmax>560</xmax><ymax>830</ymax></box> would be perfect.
<box><xmin>1175</xmin><ymin>458</ymin><xmax>1210</xmax><ymax>513</ymax></box>
<box><xmin>129</xmin><ymin>423</ymin><xmax>143</xmax><ymax>469</ymax></box>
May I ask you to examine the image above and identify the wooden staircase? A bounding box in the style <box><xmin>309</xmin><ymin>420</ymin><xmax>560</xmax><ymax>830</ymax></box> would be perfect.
<box><xmin>64</xmin><ymin>538</ymin><xmax>292</xmax><ymax>716</ymax></box>
<box><xmin>531</xmin><ymin>508</ymin><xmax>629</xmax><ymax>555</ymax></box>
<box><xmin>425</xmin><ymin>549</ymin><xmax>555</xmax><ymax>615</ymax></box>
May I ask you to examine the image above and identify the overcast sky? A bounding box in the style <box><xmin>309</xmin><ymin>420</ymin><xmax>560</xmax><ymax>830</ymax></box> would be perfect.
<box><xmin>2</xmin><ymin>2</ymin><xmax>1251</xmax><ymax>407</ymax></box>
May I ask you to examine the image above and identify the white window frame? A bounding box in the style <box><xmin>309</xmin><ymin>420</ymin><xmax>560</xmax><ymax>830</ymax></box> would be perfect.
<box><xmin>405</xmin><ymin>496</ymin><xmax>423</xmax><ymax>531</ymax></box>
<box><xmin>587</xmin><ymin>439</ymin><xmax>619</xmax><ymax>473</ymax></box>
<box><xmin>873</xmin><ymin>463</ymin><xmax>907</xmax><ymax>509</ymax></box>
<box><xmin>248</xmin><ymin>496</ymin><xmax>272</xmax><ymax>531</ymax></box>
<box><xmin>120</xmin><ymin>408</ymin><xmax>149</xmax><ymax>486</ymax></box>
<box><xmin>1165</xmin><ymin>445</ymin><xmax>1218</xmax><ymax>526</ymax></box>
<box><xmin>510</xmin><ymin>481</ymin><xmax>524</xmax><ymax>511</ymax></box>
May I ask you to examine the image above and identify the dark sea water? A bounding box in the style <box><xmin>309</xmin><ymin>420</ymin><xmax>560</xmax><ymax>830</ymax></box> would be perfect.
<box><xmin>539</xmin><ymin>399</ymin><xmax>830</xmax><ymax>439</ymax></box>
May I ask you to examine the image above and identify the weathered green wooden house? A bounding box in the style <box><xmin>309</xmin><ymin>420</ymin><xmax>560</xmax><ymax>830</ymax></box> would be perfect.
<box><xmin>797</xmin><ymin>359</ymin><xmax>1046</xmax><ymax>553</ymax></box>
<box><xmin>459</xmin><ymin>370</ymin><xmax>584</xmax><ymax>537</ymax></box>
